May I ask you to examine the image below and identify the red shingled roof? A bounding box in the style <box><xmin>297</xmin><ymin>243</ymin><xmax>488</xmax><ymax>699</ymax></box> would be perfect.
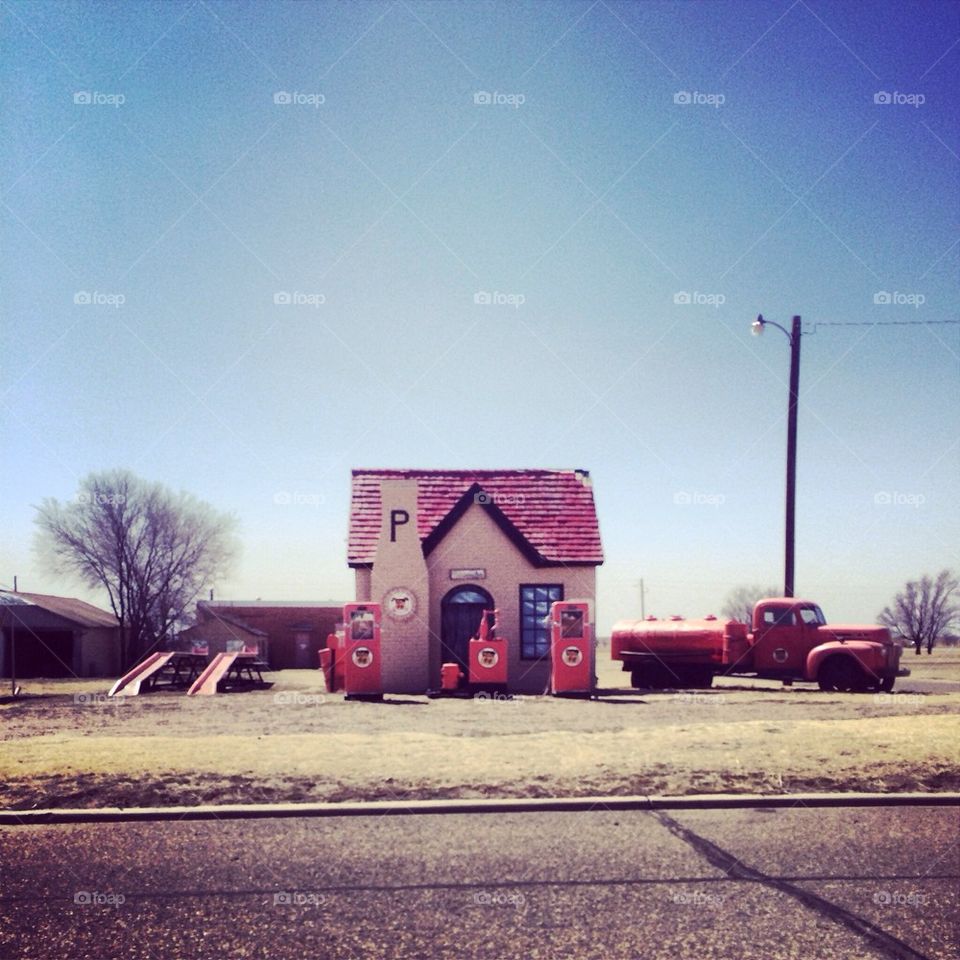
<box><xmin>348</xmin><ymin>469</ymin><xmax>603</xmax><ymax>567</ymax></box>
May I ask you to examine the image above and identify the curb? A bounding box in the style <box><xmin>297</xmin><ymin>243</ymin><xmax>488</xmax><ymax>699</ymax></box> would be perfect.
<box><xmin>2</xmin><ymin>791</ymin><xmax>958</xmax><ymax>826</ymax></box>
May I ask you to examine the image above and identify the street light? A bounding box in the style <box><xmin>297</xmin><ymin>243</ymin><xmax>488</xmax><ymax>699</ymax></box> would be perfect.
<box><xmin>752</xmin><ymin>313</ymin><xmax>802</xmax><ymax>598</ymax></box>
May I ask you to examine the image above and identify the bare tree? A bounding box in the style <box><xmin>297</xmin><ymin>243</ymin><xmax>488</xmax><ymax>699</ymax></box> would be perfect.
<box><xmin>35</xmin><ymin>469</ymin><xmax>239</xmax><ymax>668</ymax></box>
<box><xmin>879</xmin><ymin>570</ymin><xmax>960</xmax><ymax>655</ymax></box>
<box><xmin>721</xmin><ymin>584</ymin><xmax>780</xmax><ymax>624</ymax></box>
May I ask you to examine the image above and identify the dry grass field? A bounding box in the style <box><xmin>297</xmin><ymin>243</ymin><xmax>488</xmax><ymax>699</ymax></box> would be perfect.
<box><xmin>2</xmin><ymin>649</ymin><xmax>958</xmax><ymax>810</ymax></box>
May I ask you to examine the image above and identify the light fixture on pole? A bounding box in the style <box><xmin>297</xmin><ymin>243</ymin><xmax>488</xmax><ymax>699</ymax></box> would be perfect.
<box><xmin>752</xmin><ymin>313</ymin><xmax>802</xmax><ymax>598</ymax></box>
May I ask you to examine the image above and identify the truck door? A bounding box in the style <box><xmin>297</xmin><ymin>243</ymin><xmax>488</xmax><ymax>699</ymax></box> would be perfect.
<box><xmin>752</xmin><ymin>604</ymin><xmax>804</xmax><ymax>674</ymax></box>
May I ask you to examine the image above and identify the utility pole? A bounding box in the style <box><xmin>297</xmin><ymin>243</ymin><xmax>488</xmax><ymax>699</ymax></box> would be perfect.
<box><xmin>752</xmin><ymin>314</ymin><xmax>802</xmax><ymax>598</ymax></box>
<box><xmin>639</xmin><ymin>578</ymin><xmax>646</xmax><ymax>619</ymax></box>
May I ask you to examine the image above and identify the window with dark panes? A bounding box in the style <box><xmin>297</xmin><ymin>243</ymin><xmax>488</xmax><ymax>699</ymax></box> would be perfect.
<box><xmin>520</xmin><ymin>584</ymin><xmax>563</xmax><ymax>659</ymax></box>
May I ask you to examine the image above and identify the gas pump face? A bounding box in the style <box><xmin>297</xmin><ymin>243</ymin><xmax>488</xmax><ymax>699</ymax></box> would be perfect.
<box><xmin>561</xmin><ymin>609</ymin><xmax>585</xmax><ymax>639</ymax></box>
<box><xmin>350</xmin><ymin>613</ymin><xmax>374</xmax><ymax>641</ymax></box>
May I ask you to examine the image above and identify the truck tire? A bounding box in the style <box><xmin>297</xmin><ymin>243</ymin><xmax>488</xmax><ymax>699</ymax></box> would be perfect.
<box><xmin>878</xmin><ymin>675</ymin><xmax>895</xmax><ymax>693</ymax></box>
<box><xmin>817</xmin><ymin>656</ymin><xmax>867</xmax><ymax>693</ymax></box>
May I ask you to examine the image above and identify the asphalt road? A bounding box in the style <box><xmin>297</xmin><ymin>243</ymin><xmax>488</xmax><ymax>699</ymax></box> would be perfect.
<box><xmin>1</xmin><ymin>806</ymin><xmax>956</xmax><ymax>959</ymax></box>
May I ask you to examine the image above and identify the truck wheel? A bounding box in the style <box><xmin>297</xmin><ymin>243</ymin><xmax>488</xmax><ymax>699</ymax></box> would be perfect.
<box><xmin>818</xmin><ymin>657</ymin><xmax>867</xmax><ymax>693</ymax></box>
<box><xmin>878</xmin><ymin>676</ymin><xmax>895</xmax><ymax>693</ymax></box>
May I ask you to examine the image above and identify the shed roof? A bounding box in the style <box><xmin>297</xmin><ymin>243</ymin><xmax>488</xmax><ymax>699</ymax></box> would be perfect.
<box><xmin>0</xmin><ymin>591</ymin><xmax>118</xmax><ymax>629</ymax></box>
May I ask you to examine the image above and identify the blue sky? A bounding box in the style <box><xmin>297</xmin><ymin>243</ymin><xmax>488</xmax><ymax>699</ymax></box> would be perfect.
<box><xmin>2</xmin><ymin>0</ymin><xmax>958</xmax><ymax>632</ymax></box>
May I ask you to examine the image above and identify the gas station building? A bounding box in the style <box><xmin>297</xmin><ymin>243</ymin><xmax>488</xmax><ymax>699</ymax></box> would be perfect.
<box><xmin>347</xmin><ymin>469</ymin><xmax>604</xmax><ymax>694</ymax></box>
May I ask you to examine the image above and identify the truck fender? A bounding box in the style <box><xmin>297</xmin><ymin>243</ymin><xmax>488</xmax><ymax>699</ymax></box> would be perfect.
<box><xmin>805</xmin><ymin>640</ymin><xmax>882</xmax><ymax>682</ymax></box>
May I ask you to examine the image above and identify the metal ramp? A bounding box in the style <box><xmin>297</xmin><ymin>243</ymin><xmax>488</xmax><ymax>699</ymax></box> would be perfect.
<box><xmin>186</xmin><ymin>652</ymin><xmax>271</xmax><ymax>696</ymax></box>
<box><xmin>109</xmin><ymin>651</ymin><xmax>206</xmax><ymax>697</ymax></box>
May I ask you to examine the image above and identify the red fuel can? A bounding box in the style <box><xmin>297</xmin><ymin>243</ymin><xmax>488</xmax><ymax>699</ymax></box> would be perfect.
<box><xmin>441</xmin><ymin>662</ymin><xmax>464</xmax><ymax>691</ymax></box>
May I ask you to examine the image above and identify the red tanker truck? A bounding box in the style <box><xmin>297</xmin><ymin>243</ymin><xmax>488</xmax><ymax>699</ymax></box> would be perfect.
<box><xmin>611</xmin><ymin>598</ymin><xmax>909</xmax><ymax>692</ymax></box>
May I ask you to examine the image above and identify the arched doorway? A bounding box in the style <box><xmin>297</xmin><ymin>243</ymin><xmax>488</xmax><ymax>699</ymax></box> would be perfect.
<box><xmin>441</xmin><ymin>586</ymin><xmax>494</xmax><ymax>670</ymax></box>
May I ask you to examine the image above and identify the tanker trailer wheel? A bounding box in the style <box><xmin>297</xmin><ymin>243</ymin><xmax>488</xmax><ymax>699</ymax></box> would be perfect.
<box><xmin>818</xmin><ymin>657</ymin><xmax>867</xmax><ymax>693</ymax></box>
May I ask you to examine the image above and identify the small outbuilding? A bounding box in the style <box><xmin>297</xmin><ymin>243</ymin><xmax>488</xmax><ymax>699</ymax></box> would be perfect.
<box><xmin>184</xmin><ymin>601</ymin><xmax>346</xmax><ymax>670</ymax></box>
<box><xmin>0</xmin><ymin>590</ymin><xmax>121</xmax><ymax>678</ymax></box>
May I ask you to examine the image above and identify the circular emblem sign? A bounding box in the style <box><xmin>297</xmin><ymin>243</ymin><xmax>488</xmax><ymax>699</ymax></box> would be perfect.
<box><xmin>384</xmin><ymin>587</ymin><xmax>416</xmax><ymax>620</ymax></box>
<box><xmin>477</xmin><ymin>647</ymin><xmax>499</xmax><ymax>669</ymax></box>
<box><xmin>773</xmin><ymin>647</ymin><xmax>789</xmax><ymax>664</ymax></box>
<box><xmin>352</xmin><ymin>646</ymin><xmax>373</xmax><ymax>668</ymax></box>
<box><xmin>561</xmin><ymin>645</ymin><xmax>583</xmax><ymax>667</ymax></box>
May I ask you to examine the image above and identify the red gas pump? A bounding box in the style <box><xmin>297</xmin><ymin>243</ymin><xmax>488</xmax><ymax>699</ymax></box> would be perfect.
<box><xmin>549</xmin><ymin>600</ymin><xmax>594</xmax><ymax>697</ymax></box>
<box><xmin>343</xmin><ymin>603</ymin><xmax>383</xmax><ymax>701</ymax></box>
<box><xmin>468</xmin><ymin>609</ymin><xmax>508</xmax><ymax>692</ymax></box>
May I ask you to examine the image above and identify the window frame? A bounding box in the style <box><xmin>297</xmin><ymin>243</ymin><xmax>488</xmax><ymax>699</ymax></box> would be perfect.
<box><xmin>518</xmin><ymin>583</ymin><xmax>564</xmax><ymax>660</ymax></box>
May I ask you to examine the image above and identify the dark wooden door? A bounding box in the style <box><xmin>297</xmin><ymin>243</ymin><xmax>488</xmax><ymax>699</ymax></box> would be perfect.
<box><xmin>441</xmin><ymin>587</ymin><xmax>493</xmax><ymax>669</ymax></box>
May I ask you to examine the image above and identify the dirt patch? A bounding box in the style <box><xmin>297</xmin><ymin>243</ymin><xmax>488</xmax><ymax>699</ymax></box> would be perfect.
<box><xmin>1</xmin><ymin>669</ymin><xmax>958</xmax><ymax>809</ymax></box>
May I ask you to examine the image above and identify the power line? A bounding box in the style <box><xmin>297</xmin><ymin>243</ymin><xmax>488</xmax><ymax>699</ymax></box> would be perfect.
<box><xmin>810</xmin><ymin>319</ymin><xmax>959</xmax><ymax>329</ymax></box>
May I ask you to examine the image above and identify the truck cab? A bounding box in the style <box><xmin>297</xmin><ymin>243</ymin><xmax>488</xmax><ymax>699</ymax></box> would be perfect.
<box><xmin>751</xmin><ymin>598</ymin><xmax>908</xmax><ymax>691</ymax></box>
<box><xmin>751</xmin><ymin>599</ymin><xmax>826</xmax><ymax>676</ymax></box>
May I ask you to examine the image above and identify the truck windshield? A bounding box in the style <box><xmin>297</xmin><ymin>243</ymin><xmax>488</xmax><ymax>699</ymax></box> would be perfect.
<box><xmin>798</xmin><ymin>606</ymin><xmax>827</xmax><ymax>626</ymax></box>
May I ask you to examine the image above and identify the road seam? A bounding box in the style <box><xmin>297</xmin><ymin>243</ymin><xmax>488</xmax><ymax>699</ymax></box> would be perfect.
<box><xmin>653</xmin><ymin>811</ymin><xmax>932</xmax><ymax>960</ymax></box>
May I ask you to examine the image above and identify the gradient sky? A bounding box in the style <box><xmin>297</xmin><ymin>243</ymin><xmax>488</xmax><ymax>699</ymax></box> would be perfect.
<box><xmin>2</xmin><ymin>0</ymin><xmax>958</xmax><ymax>632</ymax></box>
